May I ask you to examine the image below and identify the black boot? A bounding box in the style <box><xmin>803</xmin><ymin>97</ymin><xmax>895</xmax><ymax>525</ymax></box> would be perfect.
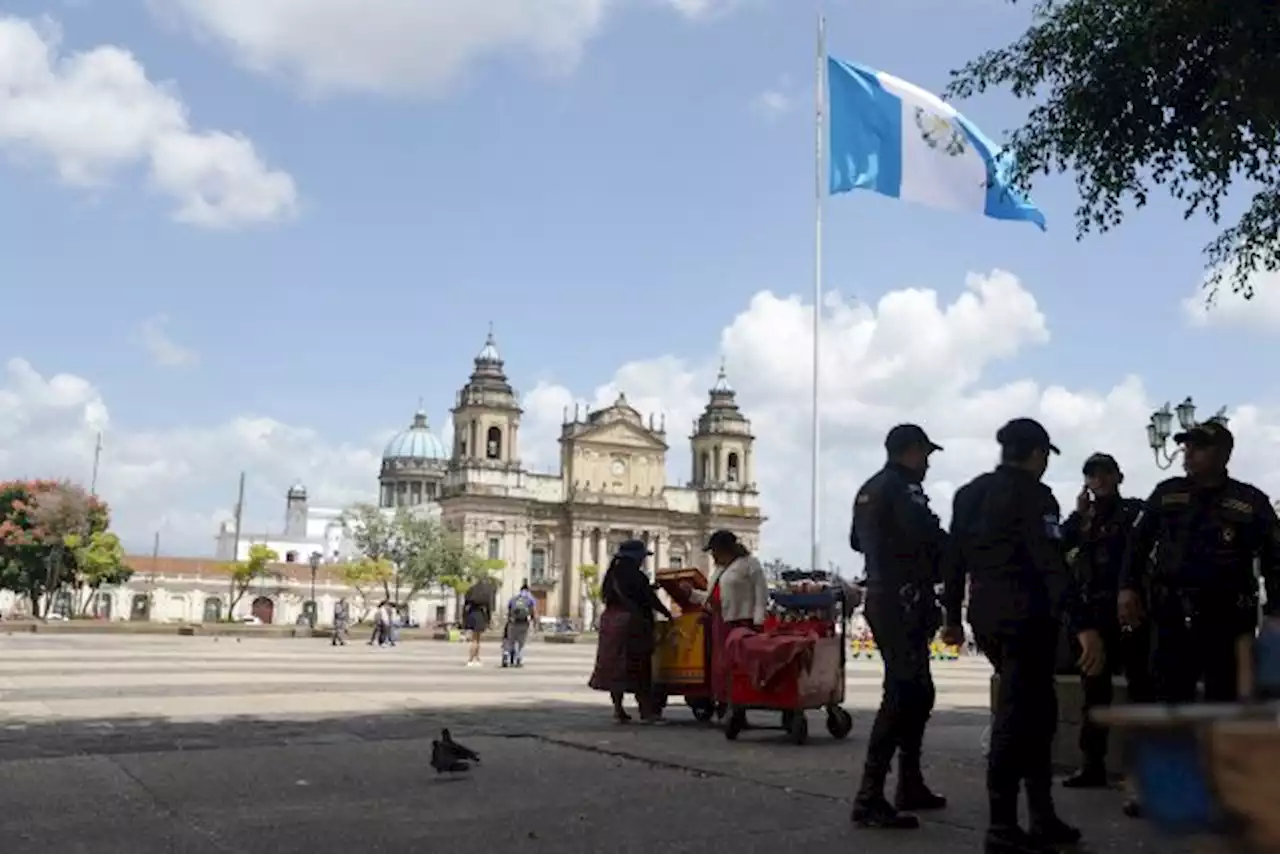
<box><xmin>894</xmin><ymin>755</ymin><xmax>947</xmax><ymax>811</ymax></box>
<box><xmin>1060</xmin><ymin>763</ymin><xmax>1108</xmax><ymax>789</ymax></box>
<box><xmin>852</xmin><ymin>765</ymin><xmax>919</xmax><ymax>829</ymax></box>
<box><xmin>1027</xmin><ymin>815</ymin><xmax>1082</xmax><ymax>847</ymax></box>
<box><xmin>984</xmin><ymin>825</ymin><xmax>1053</xmax><ymax>854</ymax></box>
<box><xmin>851</xmin><ymin>796</ymin><xmax>920</xmax><ymax>829</ymax></box>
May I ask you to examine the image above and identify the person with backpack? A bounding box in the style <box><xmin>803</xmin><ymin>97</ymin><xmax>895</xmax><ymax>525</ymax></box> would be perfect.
<box><xmin>504</xmin><ymin>583</ymin><xmax>536</xmax><ymax>668</ymax></box>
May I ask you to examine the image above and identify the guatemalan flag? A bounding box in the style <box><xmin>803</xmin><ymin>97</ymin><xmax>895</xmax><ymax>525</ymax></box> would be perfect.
<box><xmin>826</xmin><ymin>56</ymin><xmax>1046</xmax><ymax>230</ymax></box>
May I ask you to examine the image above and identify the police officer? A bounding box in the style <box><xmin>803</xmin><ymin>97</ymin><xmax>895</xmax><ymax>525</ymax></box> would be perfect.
<box><xmin>849</xmin><ymin>424</ymin><xmax>948</xmax><ymax>830</ymax></box>
<box><xmin>941</xmin><ymin>418</ymin><xmax>1104</xmax><ymax>854</ymax></box>
<box><xmin>1120</xmin><ymin>418</ymin><xmax>1280</xmax><ymax>704</ymax></box>
<box><xmin>1059</xmin><ymin>452</ymin><xmax>1151</xmax><ymax>789</ymax></box>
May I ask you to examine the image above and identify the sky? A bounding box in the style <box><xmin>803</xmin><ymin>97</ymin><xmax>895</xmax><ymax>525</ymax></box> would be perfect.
<box><xmin>3</xmin><ymin>0</ymin><xmax>1280</xmax><ymax>570</ymax></box>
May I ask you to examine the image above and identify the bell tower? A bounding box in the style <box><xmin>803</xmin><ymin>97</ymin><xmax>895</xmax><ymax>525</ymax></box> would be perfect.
<box><xmin>450</xmin><ymin>326</ymin><xmax>521</xmax><ymax>467</ymax></box>
<box><xmin>690</xmin><ymin>362</ymin><xmax>755</xmax><ymax>490</ymax></box>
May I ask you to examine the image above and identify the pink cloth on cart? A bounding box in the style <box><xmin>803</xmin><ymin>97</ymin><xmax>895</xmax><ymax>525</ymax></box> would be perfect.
<box><xmin>724</xmin><ymin>627</ymin><xmax>818</xmax><ymax>689</ymax></box>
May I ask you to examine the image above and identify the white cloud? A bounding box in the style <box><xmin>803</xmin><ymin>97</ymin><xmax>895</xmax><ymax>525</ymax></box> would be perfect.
<box><xmin>0</xmin><ymin>15</ymin><xmax>296</xmax><ymax>227</ymax></box>
<box><xmin>750</xmin><ymin>87</ymin><xmax>792</xmax><ymax>121</ymax></box>
<box><xmin>137</xmin><ymin>315</ymin><xmax>198</xmax><ymax>367</ymax></box>
<box><xmin>0</xmin><ymin>358</ymin><xmax>376</xmax><ymax>555</ymax></box>
<box><xmin>8</xmin><ymin>269</ymin><xmax>1280</xmax><ymax>567</ymax></box>
<box><xmin>158</xmin><ymin>0</ymin><xmax>739</xmax><ymax>97</ymax></box>
<box><xmin>1183</xmin><ymin>269</ymin><xmax>1280</xmax><ymax>330</ymax></box>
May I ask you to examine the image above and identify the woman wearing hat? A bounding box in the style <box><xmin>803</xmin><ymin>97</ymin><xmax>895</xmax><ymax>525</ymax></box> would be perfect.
<box><xmin>588</xmin><ymin>539</ymin><xmax>672</xmax><ymax>723</ymax></box>
<box><xmin>682</xmin><ymin>530</ymin><xmax>769</xmax><ymax>727</ymax></box>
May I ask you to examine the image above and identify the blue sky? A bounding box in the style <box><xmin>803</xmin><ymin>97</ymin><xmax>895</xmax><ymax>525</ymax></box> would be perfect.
<box><xmin>3</xmin><ymin>0</ymin><xmax>1277</xmax><ymax>563</ymax></box>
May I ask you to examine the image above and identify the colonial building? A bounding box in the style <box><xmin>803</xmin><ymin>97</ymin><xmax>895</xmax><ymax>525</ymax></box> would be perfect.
<box><xmin>6</xmin><ymin>330</ymin><xmax>764</xmax><ymax>626</ymax></box>
<box><xmin>437</xmin><ymin>332</ymin><xmax>763</xmax><ymax>617</ymax></box>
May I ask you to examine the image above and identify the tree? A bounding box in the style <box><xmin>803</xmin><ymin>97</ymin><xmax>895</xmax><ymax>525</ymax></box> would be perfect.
<box><xmin>0</xmin><ymin>480</ymin><xmax>114</xmax><ymax>614</ymax></box>
<box><xmin>65</xmin><ymin>531</ymin><xmax>133</xmax><ymax>615</ymax></box>
<box><xmin>343</xmin><ymin>503</ymin><xmax>488</xmax><ymax>604</ymax></box>
<box><xmin>578</xmin><ymin>563</ymin><xmax>602</xmax><ymax>627</ymax></box>
<box><xmin>341</xmin><ymin>557</ymin><xmax>393</xmax><ymax>619</ymax></box>
<box><xmin>948</xmin><ymin>0</ymin><xmax>1280</xmax><ymax>299</ymax></box>
<box><xmin>225</xmin><ymin>544</ymin><xmax>279</xmax><ymax>614</ymax></box>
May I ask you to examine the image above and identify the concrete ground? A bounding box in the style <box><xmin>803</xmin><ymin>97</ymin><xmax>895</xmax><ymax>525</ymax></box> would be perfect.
<box><xmin>0</xmin><ymin>634</ymin><xmax>1194</xmax><ymax>853</ymax></box>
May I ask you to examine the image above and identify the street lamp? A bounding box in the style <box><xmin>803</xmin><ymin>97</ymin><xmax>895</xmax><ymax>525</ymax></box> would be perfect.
<box><xmin>1146</xmin><ymin>397</ymin><xmax>1230</xmax><ymax>470</ymax></box>
<box><xmin>308</xmin><ymin>551</ymin><xmax>321</xmax><ymax>629</ymax></box>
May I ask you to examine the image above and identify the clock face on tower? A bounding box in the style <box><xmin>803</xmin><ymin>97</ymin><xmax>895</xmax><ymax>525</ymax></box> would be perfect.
<box><xmin>611</xmin><ymin>459</ymin><xmax>626</xmax><ymax>476</ymax></box>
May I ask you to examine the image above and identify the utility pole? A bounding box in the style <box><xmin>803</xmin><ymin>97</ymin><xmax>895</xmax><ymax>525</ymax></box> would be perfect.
<box><xmin>229</xmin><ymin>473</ymin><xmax>245</xmax><ymax>620</ymax></box>
<box><xmin>90</xmin><ymin>432</ymin><xmax>103</xmax><ymax>497</ymax></box>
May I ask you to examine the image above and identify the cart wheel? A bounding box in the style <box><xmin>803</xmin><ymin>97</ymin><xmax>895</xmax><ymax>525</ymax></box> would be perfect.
<box><xmin>826</xmin><ymin>706</ymin><xmax>853</xmax><ymax>740</ymax></box>
<box><xmin>714</xmin><ymin>703</ymin><xmax>727</xmax><ymax>721</ymax></box>
<box><xmin>690</xmin><ymin>700</ymin><xmax>715</xmax><ymax>724</ymax></box>
<box><xmin>724</xmin><ymin>708</ymin><xmax>745</xmax><ymax>741</ymax></box>
<box><xmin>787</xmin><ymin>711</ymin><xmax>809</xmax><ymax>745</ymax></box>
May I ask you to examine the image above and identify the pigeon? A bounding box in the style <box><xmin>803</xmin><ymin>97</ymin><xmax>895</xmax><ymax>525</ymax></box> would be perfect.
<box><xmin>430</xmin><ymin>728</ymin><xmax>480</xmax><ymax>774</ymax></box>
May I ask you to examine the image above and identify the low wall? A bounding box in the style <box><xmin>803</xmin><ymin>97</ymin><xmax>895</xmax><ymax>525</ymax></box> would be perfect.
<box><xmin>2</xmin><ymin>620</ymin><xmax>598</xmax><ymax>643</ymax></box>
<box><xmin>989</xmin><ymin>674</ymin><xmax>1130</xmax><ymax>774</ymax></box>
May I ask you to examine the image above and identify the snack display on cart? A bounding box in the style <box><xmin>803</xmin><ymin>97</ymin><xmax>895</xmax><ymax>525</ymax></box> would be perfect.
<box><xmin>651</xmin><ymin>567</ymin><xmax>717</xmax><ymax>723</ymax></box>
<box><xmin>722</xmin><ymin>570</ymin><xmax>854</xmax><ymax>745</ymax></box>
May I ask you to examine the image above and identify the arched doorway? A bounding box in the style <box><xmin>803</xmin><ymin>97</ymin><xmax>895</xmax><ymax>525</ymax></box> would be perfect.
<box><xmin>130</xmin><ymin>594</ymin><xmax>151</xmax><ymax>622</ymax></box>
<box><xmin>93</xmin><ymin>593</ymin><xmax>113</xmax><ymax>620</ymax></box>
<box><xmin>250</xmin><ymin>597</ymin><xmax>275</xmax><ymax>624</ymax></box>
<box><xmin>202</xmin><ymin>598</ymin><xmax>223</xmax><ymax>623</ymax></box>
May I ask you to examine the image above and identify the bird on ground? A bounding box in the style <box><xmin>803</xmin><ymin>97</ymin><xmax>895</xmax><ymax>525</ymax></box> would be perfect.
<box><xmin>431</xmin><ymin>728</ymin><xmax>480</xmax><ymax>773</ymax></box>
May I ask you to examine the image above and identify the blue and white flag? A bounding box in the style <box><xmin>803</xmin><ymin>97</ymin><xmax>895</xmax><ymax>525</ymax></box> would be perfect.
<box><xmin>826</xmin><ymin>56</ymin><xmax>1046</xmax><ymax>230</ymax></box>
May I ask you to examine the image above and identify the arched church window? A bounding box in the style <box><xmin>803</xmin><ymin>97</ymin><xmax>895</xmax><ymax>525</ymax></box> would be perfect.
<box><xmin>700</xmin><ymin>452</ymin><xmax>711</xmax><ymax>482</ymax></box>
<box><xmin>726</xmin><ymin>452</ymin><xmax>740</xmax><ymax>483</ymax></box>
<box><xmin>486</xmin><ymin>426</ymin><xmax>503</xmax><ymax>460</ymax></box>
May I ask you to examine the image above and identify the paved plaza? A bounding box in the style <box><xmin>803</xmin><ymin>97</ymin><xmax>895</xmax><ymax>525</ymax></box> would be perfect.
<box><xmin>0</xmin><ymin>634</ymin><xmax>1186</xmax><ymax>853</ymax></box>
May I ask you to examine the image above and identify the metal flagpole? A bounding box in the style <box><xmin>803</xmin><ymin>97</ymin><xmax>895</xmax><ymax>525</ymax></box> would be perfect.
<box><xmin>811</xmin><ymin>13</ymin><xmax>826</xmax><ymax>573</ymax></box>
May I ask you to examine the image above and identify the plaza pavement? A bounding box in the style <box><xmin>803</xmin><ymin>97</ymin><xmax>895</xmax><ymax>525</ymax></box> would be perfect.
<box><xmin>0</xmin><ymin>634</ymin><xmax>1190</xmax><ymax>853</ymax></box>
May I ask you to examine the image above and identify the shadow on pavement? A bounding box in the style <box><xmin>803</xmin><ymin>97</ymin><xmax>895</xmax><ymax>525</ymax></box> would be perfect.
<box><xmin>0</xmin><ymin>699</ymin><xmax>1187</xmax><ymax>854</ymax></box>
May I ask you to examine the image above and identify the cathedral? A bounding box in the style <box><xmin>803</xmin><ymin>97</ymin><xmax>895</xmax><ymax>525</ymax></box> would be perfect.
<box><xmin>218</xmin><ymin>331</ymin><xmax>764</xmax><ymax>620</ymax></box>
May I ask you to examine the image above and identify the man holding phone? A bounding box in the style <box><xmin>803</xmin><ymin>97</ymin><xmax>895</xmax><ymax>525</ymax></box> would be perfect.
<box><xmin>1059</xmin><ymin>453</ymin><xmax>1150</xmax><ymax>790</ymax></box>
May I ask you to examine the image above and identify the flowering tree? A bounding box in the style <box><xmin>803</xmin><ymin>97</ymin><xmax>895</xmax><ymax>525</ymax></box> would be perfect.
<box><xmin>0</xmin><ymin>479</ymin><xmax>129</xmax><ymax>614</ymax></box>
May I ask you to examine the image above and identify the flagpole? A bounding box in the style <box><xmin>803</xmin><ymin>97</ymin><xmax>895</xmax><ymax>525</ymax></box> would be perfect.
<box><xmin>811</xmin><ymin>13</ymin><xmax>826</xmax><ymax>574</ymax></box>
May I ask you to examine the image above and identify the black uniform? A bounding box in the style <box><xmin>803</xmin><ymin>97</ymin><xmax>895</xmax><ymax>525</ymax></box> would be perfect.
<box><xmin>943</xmin><ymin>419</ymin><xmax>1090</xmax><ymax>849</ymax></box>
<box><xmin>1060</xmin><ymin>476</ymin><xmax>1150</xmax><ymax>781</ymax></box>
<box><xmin>850</xmin><ymin>426</ymin><xmax>948</xmax><ymax>825</ymax></box>
<box><xmin>1120</xmin><ymin>440</ymin><xmax>1280</xmax><ymax>703</ymax></box>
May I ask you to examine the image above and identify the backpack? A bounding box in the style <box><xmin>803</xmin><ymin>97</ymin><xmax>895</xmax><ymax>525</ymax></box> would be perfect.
<box><xmin>510</xmin><ymin>597</ymin><xmax>532</xmax><ymax>624</ymax></box>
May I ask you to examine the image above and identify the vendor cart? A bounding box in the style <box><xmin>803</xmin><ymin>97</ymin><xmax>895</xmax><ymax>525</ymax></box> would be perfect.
<box><xmin>651</xmin><ymin>567</ymin><xmax>718</xmax><ymax>724</ymax></box>
<box><xmin>722</xmin><ymin>582</ymin><xmax>854</xmax><ymax>745</ymax></box>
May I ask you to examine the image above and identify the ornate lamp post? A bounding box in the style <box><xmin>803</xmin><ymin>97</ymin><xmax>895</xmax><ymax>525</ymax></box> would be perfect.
<box><xmin>1146</xmin><ymin>397</ymin><xmax>1229</xmax><ymax>470</ymax></box>
<box><xmin>308</xmin><ymin>551</ymin><xmax>321</xmax><ymax>629</ymax></box>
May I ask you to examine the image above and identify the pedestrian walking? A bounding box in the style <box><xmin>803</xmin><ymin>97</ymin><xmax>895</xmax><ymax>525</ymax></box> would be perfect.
<box><xmin>1058</xmin><ymin>453</ymin><xmax>1151</xmax><ymax>791</ymax></box>
<box><xmin>848</xmin><ymin>424</ymin><xmax>949</xmax><ymax>830</ymax></box>
<box><xmin>942</xmin><ymin>418</ymin><xmax>1104</xmax><ymax>854</ymax></box>
<box><xmin>503</xmin><ymin>583</ymin><xmax>536</xmax><ymax>668</ymax></box>
<box><xmin>462</xmin><ymin>578</ymin><xmax>496</xmax><ymax>667</ymax></box>
<box><xmin>1119</xmin><ymin>419</ymin><xmax>1280</xmax><ymax>816</ymax></box>
<box><xmin>331</xmin><ymin>598</ymin><xmax>349</xmax><ymax>646</ymax></box>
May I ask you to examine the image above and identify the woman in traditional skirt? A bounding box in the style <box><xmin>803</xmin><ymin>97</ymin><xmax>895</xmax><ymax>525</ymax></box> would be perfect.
<box><xmin>589</xmin><ymin>539</ymin><xmax>672</xmax><ymax>723</ymax></box>
<box><xmin>681</xmin><ymin>530</ymin><xmax>769</xmax><ymax>729</ymax></box>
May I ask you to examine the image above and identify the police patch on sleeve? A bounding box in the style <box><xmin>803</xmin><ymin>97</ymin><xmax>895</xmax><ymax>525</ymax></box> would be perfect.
<box><xmin>1043</xmin><ymin>513</ymin><xmax>1062</xmax><ymax>540</ymax></box>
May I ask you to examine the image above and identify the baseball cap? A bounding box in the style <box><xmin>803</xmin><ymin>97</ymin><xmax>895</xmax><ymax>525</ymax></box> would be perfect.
<box><xmin>615</xmin><ymin>539</ymin><xmax>653</xmax><ymax>559</ymax></box>
<box><xmin>996</xmin><ymin>418</ymin><xmax>1060</xmax><ymax>454</ymax></box>
<box><xmin>702</xmin><ymin>529</ymin><xmax>739</xmax><ymax>553</ymax></box>
<box><xmin>1174</xmin><ymin>420</ymin><xmax>1234</xmax><ymax>451</ymax></box>
<box><xmin>1082</xmin><ymin>452</ymin><xmax>1120</xmax><ymax>476</ymax></box>
<box><xmin>884</xmin><ymin>424</ymin><xmax>944</xmax><ymax>454</ymax></box>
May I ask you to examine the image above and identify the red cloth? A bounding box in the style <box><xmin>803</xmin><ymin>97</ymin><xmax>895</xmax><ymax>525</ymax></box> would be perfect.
<box><xmin>724</xmin><ymin>629</ymin><xmax>817</xmax><ymax>690</ymax></box>
<box><xmin>588</xmin><ymin>606</ymin><xmax>654</xmax><ymax>694</ymax></box>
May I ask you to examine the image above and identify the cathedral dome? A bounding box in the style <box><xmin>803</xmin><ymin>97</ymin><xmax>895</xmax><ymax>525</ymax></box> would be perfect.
<box><xmin>383</xmin><ymin>410</ymin><xmax>448</xmax><ymax>461</ymax></box>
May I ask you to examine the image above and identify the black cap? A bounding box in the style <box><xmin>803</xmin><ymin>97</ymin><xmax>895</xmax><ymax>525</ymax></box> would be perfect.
<box><xmin>1082</xmin><ymin>452</ymin><xmax>1120</xmax><ymax>476</ymax></box>
<box><xmin>616</xmin><ymin>539</ymin><xmax>653</xmax><ymax>559</ymax></box>
<box><xmin>884</xmin><ymin>424</ymin><xmax>943</xmax><ymax>455</ymax></box>
<box><xmin>702</xmin><ymin>529</ymin><xmax>739</xmax><ymax>553</ymax></box>
<box><xmin>996</xmin><ymin>418</ymin><xmax>1060</xmax><ymax>454</ymax></box>
<box><xmin>1174</xmin><ymin>420</ymin><xmax>1234</xmax><ymax>451</ymax></box>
